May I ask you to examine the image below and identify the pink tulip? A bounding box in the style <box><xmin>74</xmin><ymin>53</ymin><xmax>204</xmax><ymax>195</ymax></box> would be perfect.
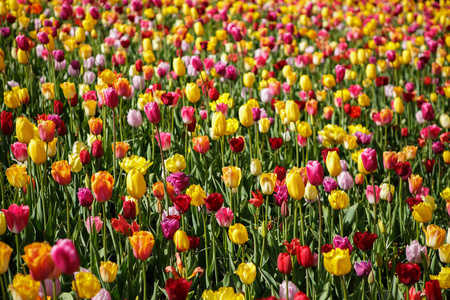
<box><xmin>155</xmin><ymin>132</ymin><xmax>171</xmax><ymax>151</ymax></box>
<box><xmin>50</xmin><ymin>239</ymin><xmax>80</xmax><ymax>274</ymax></box>
<box><xmin>215</xmin><ymin>207</ymin><xmax>234</xmax><ymax>227</ymax></box>
<box><xmin>306</xmin><ymin>161</ymin><xmax>324</xmax><ymax>186</ymax></box>
<box><xmin>144</xmin><ymin>102</ymin><xmax>161</xmax><ymax>124</ymax></box>
<box><xmin>85</xmin><ymin>216</ymin><xmax>103</xmax><ymax>234</ymax></box>
<box><xmin>216</xmin><ymin>103</ymin><xmax>228</xmax><ymax>118</ymax></box>
<box><xmin>11</xmin><ymin>142</ymin><xmax>28</xmax><ymax>162</ymax></box>
<box><xmin>366</xmin><ymin>185</ymin><xmax>381</xmax><ymax>205</ymax></box>
<box><xmin>386</xmin><ymin>50</ymin><xmax>396</xmax><ymax>62</ymax></box>
<box><xmin>421</xmin><ymin>103</ymin><xmax>435</xmax><ymax>121</ymax></box>
<box><xmin>104</xmin><ymin>87</ymin><xmax>119</xmax><ymax>108</ymax></box>
<box><xmin>181</xmin><ymin>106</ymin><xmax>195</xmax><ymax>125</ymax></box>
<box><xmin>1</xmin><ymin>204</ymin><xmax>29</xmax><ymax>234</ymax></box>
<box><xmin>199</xmin><ymin>110</ymin><xmax>208</xmax><ymax>120</ymax></box>
<box><xmin>335</xmin><ymin>65</ymin><xmax>346</xmax><ymax>81</ymax></box>
<box><xmin>360</xmin><ymin>148</ymin><xmax>378</xmax><ymax>173</ymax></box>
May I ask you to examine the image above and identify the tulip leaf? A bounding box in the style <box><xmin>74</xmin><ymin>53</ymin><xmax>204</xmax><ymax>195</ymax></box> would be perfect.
<box><xmin>344</xmin><ymin>203</ymin><xmax>358</xmax><ymax>230</ymax></box>
<box><xmin>259</xmin><ymin>268</ymin><xmax>278</xmax><ymax>288</ymax></box>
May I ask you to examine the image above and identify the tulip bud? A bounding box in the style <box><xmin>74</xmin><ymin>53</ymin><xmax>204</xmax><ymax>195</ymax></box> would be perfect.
<box><xmin>260</xmin><ymin>221</ymin><xmax>267</xmax><ymax>237</ymax></box>
<box><xmin>156</xmin><ymin>200</ymin><xmax>163</xmax><ymax>214</ymax></box>
<box><xmin>85</xmin><ymin>174</ymin><xmax>91</xmax><ymax>189</ymax></box>
<box><xmin>378</xmin><ymin>219</ymin><xmax>386</xmax><ymax>234</ymax></box>
<box><xmin>250</xmin><ymin>159</ymin><xmax>262</xmax><ymax>176</ymax></box>
<box><xmin>376</xmin><ymin>253</ymin><xmax>383</xmax><ymax>267</ymax></box>
<box><xmin>281</xmin><ymin>201</ymin><xmax>289</xmax><ymax>217</ymax></box>
<box><xmin>368</xmin><ymin>270</ymin><xmax>375</xmax><ymax>285</ymax></box>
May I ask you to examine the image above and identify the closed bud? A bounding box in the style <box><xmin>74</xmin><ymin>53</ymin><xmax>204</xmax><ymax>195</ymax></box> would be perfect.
<box><xmin>260</xmin><ymin>221</ymin><xmax>267</xmax><ymax>237</ymax></box>
<box><xmin>378</xmin><ymin>219</ymin><xmax>385</xmax><ymax>234</ymax></box>
<box><xmin>156</xmin><ymin>200</ymin><xmax>163</xmax><ymax>214</ymax></box>
<box><xmin>376</xmin><ymin>253</ymin><xmax>383</xmax><ymax>267</ymax></box>
<box><xmin>281</xmin><ymin>201</ymin><xmax>289</xmax><ymax>217</ymax></box>
<box><xmin>85</xmin><ymin>174</ymin><xmax>91</xmax><ymax>189</ymax></box>
<box><xmin>368</xmin><ymin>270</ymin><xmax>375</xmax><ymax>285</ymax></box>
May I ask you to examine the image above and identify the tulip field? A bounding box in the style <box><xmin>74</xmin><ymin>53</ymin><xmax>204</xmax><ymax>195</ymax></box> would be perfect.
<box><xmin>2</xmin><ymin>0</ymin><xmax>450</xmax><ymax>299</ymax></box>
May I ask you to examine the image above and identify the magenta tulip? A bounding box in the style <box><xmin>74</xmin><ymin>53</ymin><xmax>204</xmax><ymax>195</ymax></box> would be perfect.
<box><xmin>2</xmin><ymin>204</ymin><xmax>29</xmax><ymax>234</ymax></box>
<box><xmin>144</xmin><ymin>102</ymin><xmax>161</xmax><ymax>124</ymax></box>
<box><xmin>50</xmin><ymin>239</ymin><xmax>80</xmax><ymax>274</ymax></box>
<box><xmin>306</xmin><ymin>161</ymin><xmax>324</xmax><ymax>186</ymax></box>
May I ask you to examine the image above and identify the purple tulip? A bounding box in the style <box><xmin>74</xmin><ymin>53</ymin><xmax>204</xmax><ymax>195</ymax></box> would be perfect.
<box><xmin>333</xmin><ymin>235</ymin><xmax>353</xmax><ymax>252</ymax></box>
<box><xmin>160</xmin><ymin>218</ymin><xmax>179</xmax><ymax>239</ymax></box>
<box><xmin>406</xmin><ymin>240</ymin><xmax>427</xmax><ymax>264</ymax></box>
<box><xmin>354</xmin><ymin>260</ymin><xmax>372</xmax><ymax>277</ymax></box>
<box><xmin>432</xmin><ymin>141</ymin><xmax>444</xmax><ymax>154</ymax></box>
<box><xmin>166</xmin><ymin>172</ymin><xmax>190</xmax><ymax>194</ymax></box>
<box><xmin>323</xmin><ymin>177</ymin><xmax>338</xmax><ymax>193</ymax></box>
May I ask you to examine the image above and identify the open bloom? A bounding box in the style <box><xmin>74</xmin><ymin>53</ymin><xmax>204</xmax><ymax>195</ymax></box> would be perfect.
<box><xmin>2</xmin><ymin>204</ymin><xmax>29</xmax><ymax>234</ymax></box>
<box><xmin>221</xmin><ymin>166</ymin><xmax>242</xmax><ymax>188</ymax></box>
<box><xmin>129</xmin><ymin>231</ymin><xmax>155</xmax><ymax>260</ymax></box>
<box><xmin>234</xmin><ymin>262</ymin><xmax>256</xmax><ymax>285</ymax></box>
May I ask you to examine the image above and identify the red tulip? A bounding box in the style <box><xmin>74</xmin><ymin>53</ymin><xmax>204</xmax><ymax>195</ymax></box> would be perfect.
<box><xmin>297</xmin><ymin>245</ymin><xmax>314</xmax><ymax>268</ymax></box>
<box><xmin>396</xmin><ymin>262</ymin><xmax>420</xmax><ymax>286</ymax></box>
<box><xmin>229</xmin><ymin>137</ymin><xmax>245</xmax><ymax>153</ymax></box>
<box><xmin>269</xmin><ymin>137</ymin><xmax>283</xmax><ymax>150</ymax></box>
<box><xmin>111</xmin><ymin>215</ymin><xmax>140</xmax><ymax>236</ymax></box>
<box><xmin>277</xmin><ymin>252</ymin><xmax>292</xmax><ymax>274</ymax></box>
<box><xmin>204</xmin><ymin>193</ymin><xmax>224</xmax><ymax>212</ymax></box>
<box><xmin>425</xmin><ymin>280</ymin><xmax>442</xmax><ymax>300</ymax></box>
<box><xmin>353</xmin><ymin>231</ymin><xmax>377</xmax><ymax>251</ymax></box>
<box><xmin>273</xmin><ymin>165</ymin><xmax>286</xmax><ymax>182</ymax></box>
<box><xmin>165</xmin><ymin>278</ymin><xmax>192</xmax><ymax>300</ymax></box>
<box><xmin>172</xmin><ymin>194</ymin><xmax>191</xmax><ymax>214</ymax></box>
<box><xmin>283</xmin><ymin>238</ymin><xmax>300</xmax><ymax>256</ymax></box>
<box><xmin>294</xmin><ymin>291</ymin><xmax>310</xmax><ymax>300</ymax></box>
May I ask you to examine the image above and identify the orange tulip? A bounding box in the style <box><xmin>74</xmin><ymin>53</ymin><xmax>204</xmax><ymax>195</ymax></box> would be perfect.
<box><xmin>112</xmin><ymin>142</ymin><xmax>130</xmax><ymax>159</ymax></box>
<box><xmin>114</xmin><ymin>78</ymin><xmax>132</xmax><ymax>97</ymax></box>
<box><xmin>152</xmin><ymin>181</ymin><xmax>175</xmax><ymax>199</ymax></box>
<box><xmin>129</xmin><ymin>231</ymin><xmax>155</xmax><ymax>260</ymax></box>
<box><xmin>91</xmin><ymin>171</ymin><xmax>114</xmax><ymax>202</ymax></box>
<box><xmin>22</xmin><ymin>242</ymin><xmax>56</xmax><ymax>281</ymax></box>
<box><xmin>51</xmin><ymin>160</ymin><xmax>71</xmax><ymax>185</ymax></box>
<box><xmin>38</xmin><ymin>120</ymin><xmax>56</xmax><ymax>143</ymax></box>
<box><xmin>192</xmin><ymin>136</ymin><xmax>210</xmax><ymax>154</ymax></box>
<box><xmin>88</xmin><ymin>118</ymin><xmax>103</xmax><ymax>135</ymax></box>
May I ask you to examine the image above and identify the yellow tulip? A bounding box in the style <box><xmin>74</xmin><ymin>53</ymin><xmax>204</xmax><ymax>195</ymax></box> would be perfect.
<box><xmin>9</xmin><ymin>274</ymin><xmax>40</xmax><ymax>300</ymax></box>
<box><xmin>5</xmin><ymin>164</ymin><xmax>29</xmax><ymax>188</ymax></box>
<box><xmin>173</xmin><ymin>230</ymin><xmax>190</xmax><ymax>252</ymax></box>
<box><xmin>286</xmin><ymin>167</ymin><xmax>305</xmax><ymax>200</ymax></box>
<box><xmin>228</xmin><ymin>223</ymin><xmax>248</xmax><ymax>245</ymax></box>
<box><xmin>4</xmin><ymin>91</ymin><xmax>20</xmax><ymax>109</ymax></box>
<box><xmin>222</xmin><ymin>166</ymin><xmax>242</xmax><ymax>189</ymax></box>
<box><xmin>234</xmin><ymin>262</ymin><xmax>256</xmax><ymax>285</ymax></box>
<box><xmin>16</xmin><ymin>117</ymin><xmax>34</xmax><ymax>144</ymax></box>
<box><xmin>328</xmin><ymin>190</ymin><xmax>349</xmax><ymax>210</ymax></box>
<box><xmin>173</xmin><ymin>57</ymin><xmax>186</xmax><ymax>77</ymax></box>
<box><xmin>127</xmin><ymin>169</ymin><xmax>147</xmax><ymax>199</ymax></box>
<box><xmin>365</xmin><ymin>63</ymin><xmax>376</xmax><ymax>80</ymax></box>
<box><xmin>243</xmin><ymin>72</ymin><xmax>255</xmax><ymax>88</ymax></box>
<box><xmin>299</xmin><ymin>75</ymin><xmax>312</xmax><ymax>92</ymax></box>
<box><xmin>323</xmin><ymin>248</ymin><xmax>352</xmax><ymax>276</ymax></box>
<box><xmin>412</xmin><ymin>202</ymin><xmax>432</xmax><ymax>223</ymax></box>
<box><xmin>424</xmin><ymin>224</ymin><xmax>446</xmax><ymax>250</ymax></box>
<box><xmin>100</xmin><ymin>261</ymin><xmax>118</xmax><ymax>283</ymax></box>
<box><xmin>297</xmin><ymin>121</ymin><xmax>312</xmax><ymax>138</ymax></box>
<box><xmin>286</xmin><ymin>100</ymin><xmax>300</xmax><ymax>123</ymax></box>
<box><xmin>211</xmin><ymin>112</ymin><xmax>227</xmax><ymax>137</ymax></box>
<box><xmin>165</xmin><ymin>154</ymin><xmax>186</xmax><ymax>173</ymax></box>
<box><xmin>72</xmin><ymin>272</ymin><xmax>101</xmax><ymax>299</ymax></box>
<box><xmin>186</xmin><ymin>83</ymin><xmax>200</xmax><ymax>103</ymax></box>
<box><xmin>326</xmin><ymin>151</ymin><xmax>342</xmax><ymax>177</ymax></box>
<box><xmin>186</xmin><ymin>184</ymin><xmax>206</xmax><ymax>206</ymax></box>
<box><xmin>0</xmin><ymin>241</ymin><xmax>12</xmax><ymax>274</ymax></box>
<box><xmin>439</xmin><ymin>244</ymin><xmax>450</xmax><ymax>264</ymax></box>
<box><xmin>239</xmin><ymin>104</ymin><xmax>253</xmax><ymax>127</ymax></box>
<box><xmin>28</xmin><ymin>139</ymin><xmax>47</xmax><ymax>165</ymax></box>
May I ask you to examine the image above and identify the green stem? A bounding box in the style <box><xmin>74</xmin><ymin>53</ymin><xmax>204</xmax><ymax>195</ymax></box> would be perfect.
<box><xmin>298</xmin><ymin>201</ymin><xmax>304</xmax><ymax>244</ymax></box>
<box><xmin>0</xmin><ymin>274</ymin><xmax>6</xmax><ymax>300</ymax></box>
<box><xmin>285</xmin><ymin>274</ymin><xmax>290</xmax><ymax>300</ymax></box>
<box><xmin>201</xmin><ymin>209</ymin><xmax>210</xmax><ymax>288</ymax></box>
<box><xmin>102</xmin><ymin>203</ymin><xmax>107</xmax><ymax>261</ymax></box>
<box><xmin>64</xmin><ymin>186</ymin><xmax>71</xmax><ymax>238</ymax></box>
<box><xmin>260</xmin><ymin>195</ymin><xmax>269</xmax><ymax>268</ymax></box>
<box><xmin>247</xmin><ymin>127</ymin><xmax>253</xmax><ymax>160</ymax></box>
<box><xmin>340</xmin><ymin>275</ymin><xmax>348</xmax><ymax>300</ymax></box>
<box><xmin>41</xmin><ymin>281</ymin><xmax>47</xmax><ymax>300</ymax></box>
<box><xmin>317</xmin><ymin>199</ymin><xmax>322</xmax><ymax>272</ymax></box>
<box><xmin>339</xmin><ymin>210</ymin><xmax>344</xmax><ymax>237</ymax></box>
<box><xmin>142</xmin><ymin>260</ymin><xmax>147</xmax><ymax>299</ymax></box>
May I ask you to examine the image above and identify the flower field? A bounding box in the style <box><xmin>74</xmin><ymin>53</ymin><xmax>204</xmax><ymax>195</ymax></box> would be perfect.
<box><xmin>1</xmin><ymin>0</ymin><xmax>450</xmax><ymax>299</ymax></box>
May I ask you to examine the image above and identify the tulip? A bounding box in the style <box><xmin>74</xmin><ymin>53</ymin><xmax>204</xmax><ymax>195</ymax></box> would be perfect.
<box><xmin>127</xmin><ymin>169</ymin><xmax>147</xmax><ymax>199</ymax></box>
<box><xmin>16</xmin><ymin>117</ymin><xmax>34</xmax><ymax>144</ymax></box>
<box><xmin>211</xmin><ymin>112</ymin><xmax>227</xmax><ymax>137</ymax></box>
<box><xmin>234</xmin><ymin>262</ymin><xmax>256</xmax><ymax>284</ymax></box>
<box><xmin>358</xmin><ymin>148</ymin><xmax>378</xmax><ymax>174</ymax></box>
<box><xmin>396</xmin><ymin>262</ymin><xmax>421</xmax><ymax>286</ymax></box>
<box><xmin>192</xmin><ymin>136</ymin><xmax>210</xmax><ymax>154</ymax></box>
<box><xmin>0</xmin><ymin>241</ymin><xmax>13</xmax><ymax>274</ymax></box>
<box><xmin>215</xmin><ymin>207</ymin><xmax>234</xmax><ymax>227</ymax></box>
<box><xmin>333</xmin><ymin>235</ymin><xmax>353</xmax><ymax>252</ymax></box>
<box><xmin>299</xmin><ymin>75</ymin><xmax>312</xmax><ymax>92</ymax></box>
<box><xmin>2</xmin><ymin>204</ymin><xmax>29</xmax><ymax>234</ymax></box>
<box><xmin>181</xmin><ymin>106</ymin><xmax>195</xmax><ymax>124</ymax></box>
<box><xmin>161</xmin><ymin>218</ymin><xmax>179</xmax><ymax>239</ymax></box>
<box><xmin>0</xmin><ymin>213</ymin><xmax>5</xmax><ymax>236</ymax></box>
<box><xmin>60</xmin><ymin>82</ymin><xmax>76</xmax><ymax>99</ymax></box>
<box><xmin>72</xmin><ymin>271</ymin><xmax>101</xmax><ymax>299</ymax></box>
<box><xmin>50</xmin><ymin>239</ymin><xmax>80</xmax><ymax>274</ymax></box>
<box><xmin>243</xmin><ymin>72</ymin><xmax>255</xmax><ymax>88</ymax></box>
<box><xmin>260</xmin><ymin>173</ymin><xmax>277</xmax><ymax>195</ymax></box>
<box><xmin>408</xmin><ymin>174</ymin><xmax>423</xmax><ymax>195</ymax></box>
<box><xmin>297</xmin><ymin>245</ymin><xmax>313</xmax><ymax>268</ymax></box>
<box><xmin>29</xmin><ymin>139</ymin><xmax>47</xmax><ymax>165</ymax></box>
<box><xmin>326</xmin><ymin>151</ymin><xmax>342</xmax><ymax>177</ymax></box>
<box><xmin>354</xmin><ymin>261</ymin><xmax>372</xmax><ymax>277</ymax></box>
<box><xmin>186</xmin><ymin>83</ymin><xmax>200</xmax><ymax>103</ymax></box>
<box><xmin>383</xmin><ymin>151</ymin><xmax>398</xmax><ymax>170</ymax></box>
<box><xmin>173</xmin><ymin>57</ymin><xmax>186</xmax><ymax>77</ymax></box>
<box><xmin>306</xmin><ymin>161</ymin><xmax>324</xmax><ymax>186</ymax></box>
<box><xmin>51</xmin><ymin>160</ymin><xmax>71</xmax><ymax>185</ymax></box>
<box><xmin>430</xmin><ymin>268</ymin><xmax>450</xmax><ymax>289</ymax></box>
<box><xmin>424</xmin><ymin>225</ymin><xmax>446</xmax><ymax>250</ymax></box>
<box><xmin>412</xmin><ymin>202</ymin><xmax>432</xmax><ymax>223</ymax></box>
<box><xmin>4</xmin><ymin>91</ymin><xmax>20</xmax><ymax>109</ymax></box>
<box><xmin>365</xmin><ymin>63</ymin><xmax>376</xmax><ymax>80</ymax></box>
<box><xmin>127</xmin><ymin>110</ymin><xmax>143</xmax><ymax>127</ymax></box>
<box><xmin>286</xmin><ymin>100</ymin><xmax>300</xmax><ymax>123</ymax></box>
<box><xmin>173</xmin><ymin>230</ymin><xmax>190</xmax><ymax>252</ymax></box>
<box><xmin>129</xmin><ymin>231</ymin><xmax>155</xmax><ymax>260</ymax></box>
<box><xmin>85</xmin><ymin>216</ymin><xmax>103</xmax><ymax>234</ymax></box>
<box><xmin>100</xmin><ymin>261</ymin><xmax>118</xmax><ymax>283</ymax></box>
<box><xmin>250</xmin><ymin>159</ymin><xmax>262</xmax><ymax>176</ymax></box>
<box><xmin>91</xmin><ymin>171</ymin><xmax>114</xmax><ymax>202</ymax></box>
<box><xmin>286</xmin><ymin>167</ymin><xmax>305</xmax><ymax>200</ymax></box>
<box><xmin>9</xmin><ymin>274</ymin><xmax>40</xmax><ymax>300</ymax></box>
<box><xmin>322</xmin><ymin>74</ymin><xmax>336</xmax><ymax>88</ymax></box>
<box><xmin>165</xmin><ymin>278</ymin><xmax>192</xmax><ymax>300</ymax></box>
<box><xmin>277</xmin><ymin>252</ymin><xmax>292</xmax><ymax>274</ymax></box>
<box><xmin>353</xmin><ymin>231</ymin><xmax>377</xmax><ymax>251</ymax></box>
<box><xmin>425</xmin><ymin>280</ymin><xmax>442</xmax><ymax>300</ymax></box>
<box><xmin>221</xmin><ymin>166</ymin><xmax>242</xmax><ymax>188</ymax></box>
<box><xmin>239</xmin><ymin>104</ymin><xmax>254</xmax><ymax>127</ymax></box>
<box><xmin>323</xmin><ymin>248</ymin><xmax>352</xmax><ymax>276</ymax></box>
<box><xmin>439</xmin><ymin>244</ymin><xmax>450</xmax><ymax>264</ymax></box>
<box><xmin>328</xmin><ymin>190</ymin><xmax>349</xmax><ymax>210</ymax></box>
<box><xmin>6</xmin><ymin>164</ymin><xmax>29</xmax><ymax>188</ymax></box>
<box><xmin>228</xmin><ymin>223</ymin><xmax>248</xmax><ymax>244</ymax></box>
<box><xmin>22</xmin><ymin>243</ymin><xmax>55</xmax><ymax>281</ymax></box>
<box><xmin>144</xmin><ymin>102</ymin><xmax>161</xmax><ymax>124</ymax></box>
<box><xmin>337</xmin><ymin>171</ymin><xmax>354</xmax><ymax>191</ymax></box>
<box><xmin>365</xmin><ymin>185</ymin><xmax>381</xmax><ymax>205</ymax></box>
<box><xmin>279</xmin><ymin>281</ymin><xmax>299</xmax><ymax>300</ymax></box>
